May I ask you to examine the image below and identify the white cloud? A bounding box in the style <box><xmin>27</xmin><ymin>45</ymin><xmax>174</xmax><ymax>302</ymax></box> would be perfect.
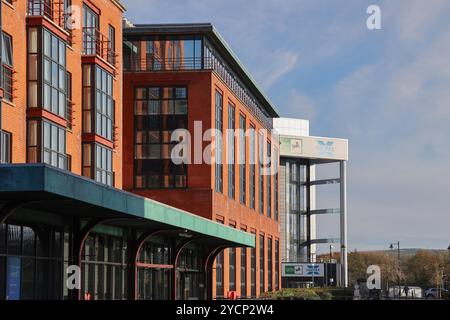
<box><xmin>258</xmin><ymin>50</ymin><xmax>299</xmax><ymax>89</ymax></box>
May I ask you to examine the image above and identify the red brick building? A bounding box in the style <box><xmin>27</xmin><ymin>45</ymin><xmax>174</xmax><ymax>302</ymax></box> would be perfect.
<box><xmin>123</xmin><ymin>23</ymin><xmax>281</xmax><ymax>298</ymax></box>
<box><xmin>0</xmin><ymin>2</ymin><xmax>258</xmax><ymax>301</ymax></box>
<box><xmin>0</xmin><ymin>0</ymin><xmax>125</xmax><ymax>186</ymax></box>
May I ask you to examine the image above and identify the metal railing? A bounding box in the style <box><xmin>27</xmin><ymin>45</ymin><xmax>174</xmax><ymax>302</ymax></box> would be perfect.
<box><xmin>28</xmin><ymin>0</ymin><xmax>73</xmax><ymax>45</ymax></box>
<box><xmin>83</xmin><ymin>27</ymin><xmax>117</xmax><ymax>67</ymax></box>
<box><xmin>124</xmin><ymin>56</ymin><xmax>273</xmax><ymax>129</ymax></box>
<box><xmin>123</xmin><ymin>56</ymin><xmax>205</xmax><ymax>72</ymax></box>
<box><xmin>28</xmin><ymin>0</ymin><xmax>65</xmax><ymax>28</ymax></box>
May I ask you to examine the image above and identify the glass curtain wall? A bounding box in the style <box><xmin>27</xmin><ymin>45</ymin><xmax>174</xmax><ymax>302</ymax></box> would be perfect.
<box><xmin>285</xmin><ymin>160</ymin><xmax>308</xmax><ymax>262</ymax></box>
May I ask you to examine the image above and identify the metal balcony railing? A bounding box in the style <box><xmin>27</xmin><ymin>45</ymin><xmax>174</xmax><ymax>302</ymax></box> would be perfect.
<box><xmin>28</xmin><ymin>0</ymin><xmax>73</xmax><ymax>45</ymax></box>
<box><xmin>83</xmin><ymin>27</ymin><xmax>117</xmax><ymax>68</ymax></box>
<box><xmin>123</xmin><ymin>56</ymin><xmax>205</xmax><ymax>72</ymax></box>
<box><xmin>28</xmin><ymin>0</ymin><xmax>65</xmax><ymax>28</ymax></box>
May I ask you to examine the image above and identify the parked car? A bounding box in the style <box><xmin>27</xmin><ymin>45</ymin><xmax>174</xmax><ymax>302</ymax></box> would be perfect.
<box><xmin>425</xmin><ymin>288</ymin><xmax>448</xmax><ymax>299</ymax></box>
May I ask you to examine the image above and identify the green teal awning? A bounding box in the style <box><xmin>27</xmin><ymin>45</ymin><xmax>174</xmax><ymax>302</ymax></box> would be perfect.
<box><xmin>0</xmin><ymin>164</ymin><xmax>255</xmax><ymax>248</ymax></box>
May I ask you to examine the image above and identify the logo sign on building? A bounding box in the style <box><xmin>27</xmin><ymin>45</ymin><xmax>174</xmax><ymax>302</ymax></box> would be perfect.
<box><xmin>282</xmin><ymin>263</ymin><xmax>324</xmax><ymax>278</ymax></box>
<box><xmin>280</xmin><ymin>136</ymin><xmax>348</xmax><ymax>161</ymax></box>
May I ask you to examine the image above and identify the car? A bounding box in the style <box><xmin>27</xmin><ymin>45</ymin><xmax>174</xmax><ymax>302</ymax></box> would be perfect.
<box><xmin>425</xmin><ymin>288</ymin><xmax>448</xmax><ymax>299</ymax></box>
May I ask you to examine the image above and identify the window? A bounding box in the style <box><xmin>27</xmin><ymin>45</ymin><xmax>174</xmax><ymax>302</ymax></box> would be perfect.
<box><xmin>249</xmin><ymin>125</ymin><xmax>256</xmax><ymax>209</ymax></box>
<box><xmin>240</xmin><ymin>248</ymin><xmax>247</xmax><ymax>297</ymax></box>
<box><xmin>259</xmin><ymin>133</ymin><xmax>265</xmax><ymax>214</ymax></box>
<box><xmin>275</xmin><ymin>240</ymin><xmax>279</xmax><ymax>290</ymax></box>
<box><xmin>229</xmin><ymin>248</ymin><xmax>236</xmax><ymax>292</ymax></box>
<box><xmin>42</xmin><ymin>121</ymin><xmax>66</xmax><ymax>169</ymax></box>
<box><xmin>274</xmin><ymin>148</ymin><xmax>279</xmax><ymax>221</ymax></box>
<box><xmin>95</xmin><ymin>145</ymin><xmax>113</xmax><ymax>186</ymax></box>
<box><xmin>215</xmin><ymin>249</ymin><xmax>224</xmax><ymax>298</ymax></box>
<box><xmin>82</xmin><ymin>65</ymin><xmax>114</xmax><ymax>140</ymax></box>
<box><xmin>27</xmin><ymin>120</ymin><xmax>67</xmax><ymax>170</ymax></box>
<box><xmin>0</xmin><ymin>131</ymin><xmax>11</xmax><ymax>163</ymax></box>
<box><xmin>259</xmin><ymin>235</ymin><xmax>265</xmax><ymax>294</ymax></box>
<box><xmin>267</xmin><ymin>141</ymin><xmax>272</xmax><ymax>218</ymax></box>
<box><xmin>83</xmin><ymin>5</ymin><xmax>99</xmax><ymax>55</ymax></box>
<box><xmin>250</xmin><ymin>239</ymin><xmax>256</xmax><ymax>297</ymax></box>
<box><xmin>268</xmin><ymin>238</ymin><xmax>272</xmax><ymax>292</ymax></box>
<box><xmin>239</xmin><ymin>115</ymin><xmax>246</xmax><ymax>205</ymax></box>
<box><xmin>123</xmin><ymin>36</ymin><xmax>202</xmax><ymax>71</ymax></box>
<box><xmin>27</xmin><ymin>28</ymin><xmax>68</xmax><ymax>118</ymax></box>
<box><xmin>215</xmin><ymin>90</ymin><xmax>223</xmax><ymax>193</ymax></box>
<box><xmin>42</xmin><ymin>29</ymin><xmax>67</xmax><ymax>117</ymax></box>
<box><xmin>108</xmin><ymin>25</ymin><xmax>116</xmax><ymax>65</ymax></box>
<box><xmin>134</xmin><ymin>87</ymin><xmax>188</xmax><ymax>189</ymax></box>
<box><xmin>2</xmin><ymin>33</ymin><xmax>13</xmax><ymax>102</ymax></box>
<box><xmin>82</xmin><ymin>143</ymin><xmax>114</xmax><ymax>186</ymax></box>
<box><xmin>0</xmin><ymin>222</ymin><xmax>64</xmax><ymax>300</ymax></box>
<box><xmin>81</xmin><ymin>231</ymin><xmax>128</xmax><ymax>300</ymax></box>
<box><xmin>227</xmin><ymin>105</ymin><xmax>235</xmax><ymax>199</ymax></box>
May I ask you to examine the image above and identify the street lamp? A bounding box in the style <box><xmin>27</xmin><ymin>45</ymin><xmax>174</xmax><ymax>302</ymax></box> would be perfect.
<box><xmin>390</xmin><ymin>241</ymin><xmax>401</xmax><ymax>298</ymax></box>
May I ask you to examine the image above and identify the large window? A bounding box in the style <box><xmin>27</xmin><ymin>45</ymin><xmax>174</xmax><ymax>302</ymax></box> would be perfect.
<box><xmin>81</xmin><ymin>230</ymin><xmax>127</xmax><ymax>300</ymax></box>
<box><xmin>285</xmin><ymin>161</ymin><xmax>308</xmax><ymax>262</ymax></box>
<box><xmin>215</xmin><ymin>250</ymin><xmax>224</xmax><ymax>298</ymax></box>
<box><xmin>27</xmin><ymin>120</ymin><xmax>67</xmax><ymax>170</ymax></box>
<box><xmin>249</xmin><ymin>125</ymin><xmax>256</xmax><ymax>209</ymax></box>
<box><xmin>259</xmin><ymin>133</ymin><xmax>265</xmax><ymax>214</ymax></box>
<box><xmin>259</xmin><ymin>235</ymin><xmax>265</xmax><ymax>294</ymax></box>
<box><xmin>123</xmin><ymin>35</ymin><xmax>202</xmax><ymax>71</ymax></box>
<box><xmin>240</xmin><ymin>248</ymin><xmax>247</xmax><ymax>297</ymax></box>
<box><xmin>82</xmin><ymin>143</ymin><xmax>114</xmax><ymax>186</ymax></box>
<box><xmin>215</xmin><ymin>90</ymin><xmax>223</xmax><ymax>193</ymax></box>
<box><xmin>82</xmin><ymin>65</ymin><xmax>114</xmax><ymax>141</ymax></box>
<box><xmin>250</xmin><ymin>240</ymin><xmax>256</xmax><ymax>297</ymax></box>
<box><xmin>43</xmin><ymin>29</ymin><xmax>67</xmax><ymax>117</ymax></box>
<box><xmin>27</xmin><ymin>28</ymin><xmax>68</xmax><ymax>118</ymax></box>
<box><xmin>274</xmin><ymin>148</ymin><xmax>279</xmax><ymax>221</ymax></box>
<box><xmin>275</xmin><ymin>240</ymin><xmax>279</xmax><ymax>290</ymax></box>
<box><xmin>0</xmin><ymin>222</ymin><xmax>64</xmax><ymax>300</ymax></box>
<box><xmin>137</xmin><ymin>235</ymin><xmax>172</xmax><ymax>300</ymax></box>
<box><xmin>267</xmin><ymin>238</ymin><xmax>272</xmax><ymax>292</ymax></box>
<box><xmin>227</xmin><ymin>104</ymin><xmax>235</xmax><ymax>199</ymax></box>
<box><xmin>82</xmin><ymin>4</ymin><xmax>99</xmax><ymax>55</ymax></box>
<box><xmin>0</xmin><ymin>131</ymin><xmax>11</xmax><ymax>163</ymax></box>
<box><xmin>229</xmin><ymin>248</ymin><xmax>236</xmax><ymax>292</ymax></box>
<box><xmin>239</xmin><ymin>114</ymin><xmax>246</xmax><ymax>205</ymax></box>
<box><xmin>267</xmin><ymin>141</ymin><xmax>272</xmax><ymax>218</ymax></box>
<box><xmin>2</xmin><ymin>33</ymin><xmax>13</xmax><ymax>102</ymax></box>
<box><xmin>134</xmin><ymin>86</ymin><xmax>188</xmax><ymax>189</ymax></box>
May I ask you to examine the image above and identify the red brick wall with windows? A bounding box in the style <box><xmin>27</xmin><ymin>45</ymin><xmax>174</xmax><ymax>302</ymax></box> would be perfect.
<box><xmin>1</xmin><ymin>0</ymin><xmax>124</xmax><ymax>187</ymax></box>
<box><xmin>122</xmin><ymin>69</ymin><xmax>280</xmax><ymax>297</ymax></box>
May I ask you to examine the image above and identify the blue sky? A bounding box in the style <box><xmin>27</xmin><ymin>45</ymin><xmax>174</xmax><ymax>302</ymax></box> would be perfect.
<box><xmin>122</xmin><ymin>0</ymin><xmax>450</xmax><ymax>251</ymax></box>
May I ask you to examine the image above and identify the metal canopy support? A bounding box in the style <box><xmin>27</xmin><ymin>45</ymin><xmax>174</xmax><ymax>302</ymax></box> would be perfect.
<box><xmin>205</xmin><ymin>245</ymin><xmax>227</xmax><ymax>300</ymax></box>
<box><xmin>309</xmin><ymin>208</ymin><xmax>340</xmax><ymax>216</ymax></box>
<box><xmin>310</xmin><ymin>178</ymin><xmax>341</xmax><ymax>186</ymax></box>
<box><xmin>340</xmin><ymin>160</ymin><xmax>348</xmax><ymax>287</ymax></box>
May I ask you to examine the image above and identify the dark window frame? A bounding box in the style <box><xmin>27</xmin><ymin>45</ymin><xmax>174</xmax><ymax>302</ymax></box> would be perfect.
<box><xmin>133</xmin><ymin>86</ymin><xmax>188</xmax><ymax>189</ymax></box>
<box><xmin>0</xmin><ymin>130</ymin><xmax>12</xmax><ymax>164</ymax></box>
<box><xmin>239</xmin><ymin>114</ymin><xmax>246</xmax><ymax>205</ymax></box>
<box><xmin>215</xmin><ymin>90</ymin><xmax>223</xmax><ymax>193</ymax></box>
<box><xmin>27</xmin><ymin>119</ymin><xmax>68</xmax><ymax>170</ymax></box>
<box><xmin>2</xmin><ymin>32</ymin><xmax>13</xmax><ymax>102</ymax></box>
<box><xmin>227</xmin><ymin>103</ymin><xmax>235</xmax><ymax>199</ymax></box>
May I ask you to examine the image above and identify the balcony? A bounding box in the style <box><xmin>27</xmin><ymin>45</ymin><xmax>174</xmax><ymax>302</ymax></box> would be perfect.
<box><xmin>27</xmin><ymin>0</ymin><xmax>72</xmax><ymax>44</ymax></box>
<box><xmin>83</xmin><ymin>27</ymin><xmax>117</xmax><ymax>68</ymax></box>
<box><xmin>123</xmin><ymin>56</ymin><xmax>205</xmax><ymax>72</ymax></box>
<box><xmin>28</xmin><ymin>0</ymin><xmax>67</xmax><ymax>29</ymax></box>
